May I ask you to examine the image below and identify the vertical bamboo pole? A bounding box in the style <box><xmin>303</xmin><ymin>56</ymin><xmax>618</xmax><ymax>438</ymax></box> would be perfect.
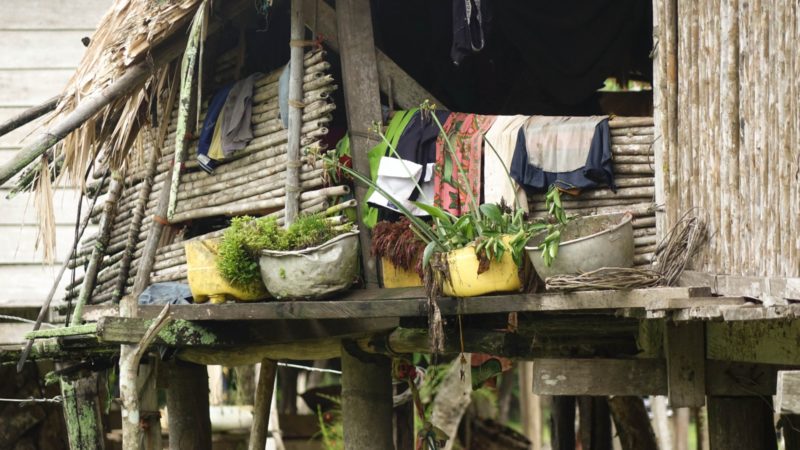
<box><xmin>720</xmin><ymin>0</ymin><xmax>739</xmax><ymax>274</ymax></box>
<box><xmin>70</xmin><ymin>171</ymin><xmax>124</xmax><ymax>325</ymax></box>
<box><xmin>652</xmin><ymin>0</ymin><xmax>669</xmax><ymax>239</ymax></box>
<box><xmin>284</xmin><ymin>0</ymin><xmax>305</xmax><ymax>225</ymax></box>
<box><xmin>665</xmin><ymin>0</ymin><xmax>679</xmax><ymax>229</ymax></box>
<box><xmin>167</xmin><ymin>2</ymin><xmax>207</xmax><ymax>221</ymax></box>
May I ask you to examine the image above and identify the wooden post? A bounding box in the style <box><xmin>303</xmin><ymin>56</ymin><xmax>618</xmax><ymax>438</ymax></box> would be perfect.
<box><xmin>779</xmin><ymin>415</ymin><xmax>800</xmax><ymax>449</ymax></box>
<box><xmin>519</xmin><ymin>361</ymin><xmax>542</xmax><ymax>450</ymax></box>
<box><xmin>284</xmin><ymin>0</ymin><xmax>305</xmax><ymax>225</ymax></box>
<box><xmin>60</xmin><ymin>376</ymin><xmax>105</xmax><ymax>450</ymax></box>
<box><xmin>166</xmin><ymin>362</ymin><xmax>212</xmax><ymax>450</ymax></box>
<box><xmin>607</xmin><ymin>396</ymin><xmax>657</xmax><ymax>450</ymax></box>
<box><xmin>578</xmin><ymin>397</ymin><xmax>612</xmax><ymax>450</ymax></box>
<box><xmin>335</xmin><ymin>0</ymin><xmax>383</xmax><ymax>286</ymax></box>
<box><xmin>550</xmin><ymin>396</ymin><xmax>576</xmax><ymax>450</ymax></box>
<box><xmin>665</xmin><ymin>321</ymin><xmax>706</xmax><ymax>407</ymax></box>
<box><xmin>139</xmin><ymin>363</ymin><xmax>162</xmax><ymax>450</ymax></box>
<box><xmin>340</xmin><ymin>345</ymin><xmax>393</xmax><ymax>450</ymax></box>
<box><xmin>249</xmin><ymin>360</ymin><xmax>278</xmax><ymax>450</ymax></box>
<box><xmin>674</xmin><ymin>408</ymin><xmax>690</xmax><ymax>450</ymax></box>
<box><xmin>707</xmin><ymin>397</ymin><xmax>776</xmax><ymax>450</ymax></box>
<box><xmin>394</xmin><ymin>387</ymin><xmax>415</xmax><ymax>450</ymax></box>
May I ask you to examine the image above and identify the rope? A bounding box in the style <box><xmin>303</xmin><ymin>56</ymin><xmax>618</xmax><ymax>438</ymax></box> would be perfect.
<box><xmin>277</xmin><ymin>362</ymin><xmax>340</xmax><ymax>375</ymax></box>
<box><xmin>0</xmin><ymin>314</ymin><xmax>55</xmax><ymax>328</ymax></box>
<box><xmin>0</xmin><ymin>396</ymin><xmax>62</xmax><ymax>404</ymax></box>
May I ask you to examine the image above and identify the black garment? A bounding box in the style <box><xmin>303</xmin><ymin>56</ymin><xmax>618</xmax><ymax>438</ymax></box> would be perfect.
<box><xmin>510</xmin><ymin>118</ymin><xmax>616</xmax><ymax>193</ymax></box>
<box><xmin>451</xmin><ymin>0</ymin><xmax>491</xmax><ymax>65</ymax></box>
<box><xmin>393</xmin><ymin>110</ymin><xmax>450</xmax><ymax>201</ymax></box>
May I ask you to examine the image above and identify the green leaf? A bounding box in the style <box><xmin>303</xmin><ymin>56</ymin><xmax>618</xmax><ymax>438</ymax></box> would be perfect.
<box><xmin>549</xmin><ymin>241</ymin><xmax>559</xmax><ymax>259</ymax></box>
<box><xmin>478</xmin><ymin>203</ymin><xmax>503</xmax><ymax>224</ymax></box>
<box><xmin>412</xmin><ymin>201</ymin><xmax>456</xmax><ymax>225</ymax></box>
<box><xmin>422</xmin><ymin>241</ymin><xmax>437</xmax><ymax>269</ymax></box>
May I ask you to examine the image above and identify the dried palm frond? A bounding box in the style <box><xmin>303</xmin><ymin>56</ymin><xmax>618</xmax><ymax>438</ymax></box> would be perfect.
<box><xmin>34</xmin><ymin>156</ymin><xmax>56</xmax><ymax>264</ymax></box>
<box><xmin>651</xmin><ymin>211</ymin><xmax>708</xmax><ymax>286</ymax></box>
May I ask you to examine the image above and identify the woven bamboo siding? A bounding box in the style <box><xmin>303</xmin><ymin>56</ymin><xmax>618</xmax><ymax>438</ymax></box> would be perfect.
<box><xmin>63</xmin><ymin>48</ymin><xmax>338</xmax><ymax>305</ymax></box>
<box><xmin>529</xmin><ymin>117</ymin><xmax>657</xmax><ymax>267</ymax></box>
<box><xmin>655</xmin><ymin>0</ymin><xmax>799</xmax><ymax>277</ymax></box>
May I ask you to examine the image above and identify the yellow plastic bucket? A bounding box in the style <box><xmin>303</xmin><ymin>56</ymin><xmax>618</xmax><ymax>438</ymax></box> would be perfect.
<box><xmin>380</xmin><ymin>257</ymin><xmax>423</xmax><ymax>288</ymax></box>
<box><xmin>441</xmin><ymin>236</ymin><xmax>521</xmax><ymax>297</ymax></box>
<box><xmin>184</xmin><ymin>238</ymin><xmax>268</xmax><ymax>304</ymax></box>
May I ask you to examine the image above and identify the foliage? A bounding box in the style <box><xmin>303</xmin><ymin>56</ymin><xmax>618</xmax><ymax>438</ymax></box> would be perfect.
<box><xmin>371</xmin><ymin>218</ymin><xmax>427</xmax><ymax>274</ymax></box>
<box><xmin>217</xmin><ymin>214</ymin><xmax>354</xmax><ymax>289</ymax></box>
<box><xmin>537</xmin><ymin>185</ymin><xmax>570</xmax><ymax>267</ymax></box>
<box><xmin>316</xmin><ymin>397</ymin><xmax>343</xmax><ymax>450</ymax></box>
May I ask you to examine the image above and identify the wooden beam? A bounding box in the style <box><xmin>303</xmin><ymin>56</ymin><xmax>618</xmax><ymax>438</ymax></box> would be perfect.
<box><xmin>680</xmin><ymin>270</ymin><xmax>800</xmax><ymax>301</ymax></box>
<box><xmin>302</xmin><ymin>0</ymin><xmax>443</xmax><ymax>109</ymax></box>
<box><xmin>129</xmin><ymin>286</ymin><xmax>711</xmax><ymax>321</ymax></box>
<box><xmin>707</xmin><ymin>397</ymin><xmax>777</xmax><ymax>450</ymax></box>
<box><xmin>532</xmin><ymin>359</ymin><xmax>667</xmax><ymax>396</ymax></box>
<box><xmin>665</xmin><ymin>321</ymin><xmax>706</xmax><ymax>407</ymax></box>
<box><xmin>707</xmin><ymin>320</ymin><xmax>800</xmax><ymax>365</ymax></box>
<box><xmin>776</xmin><ymin>371</ymin><xmax>800</xmax><ymax>414</ymax></box>
<box><xmin>335</xmin><ymin>0</ymin><xmax>382</xmax><ymax>288</ymax></box>
<box><xmin>60</xmin><ymin>375</ymin><xmax>105</xmax><ymax>450</ymax></box>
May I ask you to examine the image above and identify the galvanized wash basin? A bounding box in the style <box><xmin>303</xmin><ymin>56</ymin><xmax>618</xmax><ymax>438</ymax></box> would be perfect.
<box><xmin>525</xmin><ymin>212</ymin><xmax>634</xmax><ymax>280</ymax></box>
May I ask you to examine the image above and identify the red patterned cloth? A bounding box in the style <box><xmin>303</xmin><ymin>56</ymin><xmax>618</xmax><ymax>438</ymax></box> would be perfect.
<box><xmin>434</xmin><ymin>113</ymin><xmax>497</xmax><ymax>215</ymax></box>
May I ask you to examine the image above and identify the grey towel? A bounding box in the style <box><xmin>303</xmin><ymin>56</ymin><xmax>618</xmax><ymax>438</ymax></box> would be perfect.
<box><xmin>220</xmin><ymin>74</ymin><xmax>258</xmax><ymax>156</ymax></box>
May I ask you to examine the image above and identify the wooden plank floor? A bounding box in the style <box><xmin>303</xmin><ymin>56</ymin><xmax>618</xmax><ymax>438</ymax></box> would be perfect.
<box><xmin>115</xmin><ymin>286</ymin><xmax>714</xmax><ymax>321</ymax></box>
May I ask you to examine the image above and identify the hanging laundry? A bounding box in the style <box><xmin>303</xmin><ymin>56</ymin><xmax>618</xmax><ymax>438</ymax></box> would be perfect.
<box><xmin>367</xmin><ymin>156</ymin><xmax>436</xmax><ymax>216</ymax></box>
<box><xmin>394</xmin><ymin>109</ymin><xmax>451</xmax><ymax>202</ymax></box>
<box><xmin>197</xmin><ymin>84</ymin><xmax>233</xmax><ymax>173</ymax></box>
<box><xmin>451</xmin><ymin>0</ymin><xmax>491</xmax><ymax>65</ymax></box>
<box><xmin>220</xmin><ymin>73</ymin><xmax>257</xmax><ymax>156</ymax></box>
<box><xmin>482</xmin><ymin>115</ymin><xmax>529</xmax><ymax>211</ymax></box>
<box><xmin>207</xmin><ymin>109</ymin><xmax>226</xmax><ymax>161</ymax></box>
<box><xmin>361</xmin><ymin>109</ymin><xmax>418</xmax><ymax>228</ymax></box>
<box><xmin>510</xmin><ymin>116</ymin><xmax>615</xmax><ymax>193</ymax></box>
<box><xmin>434</xmin><ymin>113</ymin><xmax>496</xmax><ymax>216</ymax></box>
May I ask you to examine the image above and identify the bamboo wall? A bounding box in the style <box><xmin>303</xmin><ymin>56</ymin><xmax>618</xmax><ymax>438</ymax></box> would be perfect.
<box><xmin>654</xmin><ymin>0</ymin><xmax>799</xmax><ymax>278</ymax></box>
<box><xmin>63</xmin><ymin>48</ymin><xmax>339</xmax><ymax>306</ymax></box>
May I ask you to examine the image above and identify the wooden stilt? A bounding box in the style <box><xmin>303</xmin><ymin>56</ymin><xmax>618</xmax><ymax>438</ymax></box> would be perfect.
<box><xmin>550</xmin><ymin>396</ymin><xmax>576</xmax><ymax>450</ymax></box>
<box><xmin>60</xmin><ymin>376</ymin><xmax>105</xmax><ymax>450</ymax></box>
<box><xmin>779</xmin><ymin>415</ymin><xmax>800</xmax><ymax>449</ymax></box>
<box><xmin>249</xmin><ymin>360</ymin><xmax>278</xmax><ymax>450</ymax></box>
<box><xmin>335</xmin><ymin>0</ymin><xmax>383</xmax><ymax>286</ymax></box>
<box><xmin>519</xmin><ymin>361</ymin><xmax>542</xmax><ymax>450</ymax></box>
<box><xmin>139</xmin><ymin>363</ymin><xmax>162</xmax><ymax>450</ymax></box>
<box><xmin>707</xmin><ymin>397</ymin><xmax>777</xmax><ymax>450</ymax></box>
<box><xmin>650</xmin><ymin>396</ymin><xmax>673</xmax><ymax>450</ymax></box>
<box><xmin>578</xmin><ymin>397</ymin><xmax>612</xmax><ymax>450</ymax></box>
<box><xmin>674</xmin><ymin>408</ymin><xmax>690</xmax><ymax>450</ymax></box>
<box><xmin>394</xmin><ymin>386</ymin><xmax>415</xmax><ymax>450</ymax></box>
<box><xmin>166</xmin><ymin>362</ymin><xmax>211</xmax><ymax>450</ymax></box>
<box><xmin>341</xmin><ymin>345</ymin><xmax>393</xmax><ymax>450</ymax></box>
<box><xmin>607</xmin><ymin>396</ymin><xmax>657</xmax><ymax>450</ymax></box>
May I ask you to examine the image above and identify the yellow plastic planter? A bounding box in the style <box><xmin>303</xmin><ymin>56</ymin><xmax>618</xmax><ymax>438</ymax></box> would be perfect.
<box><xmin>441</xmin><ymin>237</ymin><xmax>521</xmax><ymax>297</ymax></box>
<box><xmin>381</xmin><ymin>257</ymin><xmax>423</xmax><ymax>288</ymax></box>
<box><xmin>184</xmin><ymin>239</ymin><xmax>268</xmax><ymax>304</ymax></box>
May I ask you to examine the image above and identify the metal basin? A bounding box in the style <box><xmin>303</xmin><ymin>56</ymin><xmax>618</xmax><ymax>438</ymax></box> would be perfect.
<box><xmin>525</xmin><ymin>212</ymin><xmax>634</xmax><ymax>280</ymax></box>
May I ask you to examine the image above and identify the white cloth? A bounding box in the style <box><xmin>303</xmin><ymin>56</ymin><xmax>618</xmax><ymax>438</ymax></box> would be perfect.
<box><xmin>523</xmin><ymin>115</ymin><xmax>607</xmax><ymax>172</ymax></box>
<box><xmin>367</xmin><ymin>156</ymin><xmax>435</xmax><ymax>216</ymax></box>
<box><xmin>483</xmin><ymin>115</ymin><xmax>529</xmax><ymax>211</ymax></box>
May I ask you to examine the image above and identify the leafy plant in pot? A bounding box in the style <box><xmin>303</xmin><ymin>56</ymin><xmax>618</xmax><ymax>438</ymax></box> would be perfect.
<box><xmin>217</xmin><ymin>214</ymin><xmax>359</xmax><ymax>300</ymax></box>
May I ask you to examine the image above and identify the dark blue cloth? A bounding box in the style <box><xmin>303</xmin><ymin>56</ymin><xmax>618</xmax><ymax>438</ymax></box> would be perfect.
<box><xmin>510</xmin><ymin>118</ymin><xmax>616</xmax><ymax>193</ymax></box>
<box><xmin>196</xmin><ymin>84</ymin><xmax>233</xmax><ymax>173</ymax></box>
<box><xmin>394</xmin><ymin>110</ymin><xmax>450</xmax><ymax>201</ymax></box>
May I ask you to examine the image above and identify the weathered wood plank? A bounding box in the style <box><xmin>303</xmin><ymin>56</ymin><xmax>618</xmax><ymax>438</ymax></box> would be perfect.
<box><xmin>0</xmin><ymin>31</ymin><xmax>88</xmax><ymax>69</ymax></box>
<box><xmin>707</xmin><ymin>397</ymin><xmax>777</xmax><ymax>450</ymax></box>
<box><xmin>776</xmin><ymin>371</ymin><xmax>800</xmax><ymax>414</ymax></box>
<box><xmin>680</xmin><ymin>270</ymin><xmax>800</xmax><ymax>301</ymax></box>
<box><xmin>707</xmin><ymin>320</ymin><xmax>800</xmax><ymax>365</ymax></box>
<box><xmin>705</xmin><ymin>361</ymin><xmax>783</xmax><ymax>396</ymax></box>
<box><xmin>131</xmin><ymin>286</ymin><xmax>711</xmax><ymax>321</ymax></box>
<box><xmin>665</xmin><ymin>322</ymin><xmax>706</xmax><ymax>407</ymax></box>
<box><xmin>0</xmin><ymin>70</ymin><xmax>73</xmax><ymax>106</ymax></box>
<box><xmin>532</xmin><ymin>359</ymin><xmax>667</xmax><ymax>396</ymax></box>
<box><xmin>0</xmin><ymin>0</ymin><xmax>109</xmax><ymax>30</ymax></box>
<box><xmin>646</xmin><ymin>296</ymin><xmax>747</xmax><ymax>311</ymax></box>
